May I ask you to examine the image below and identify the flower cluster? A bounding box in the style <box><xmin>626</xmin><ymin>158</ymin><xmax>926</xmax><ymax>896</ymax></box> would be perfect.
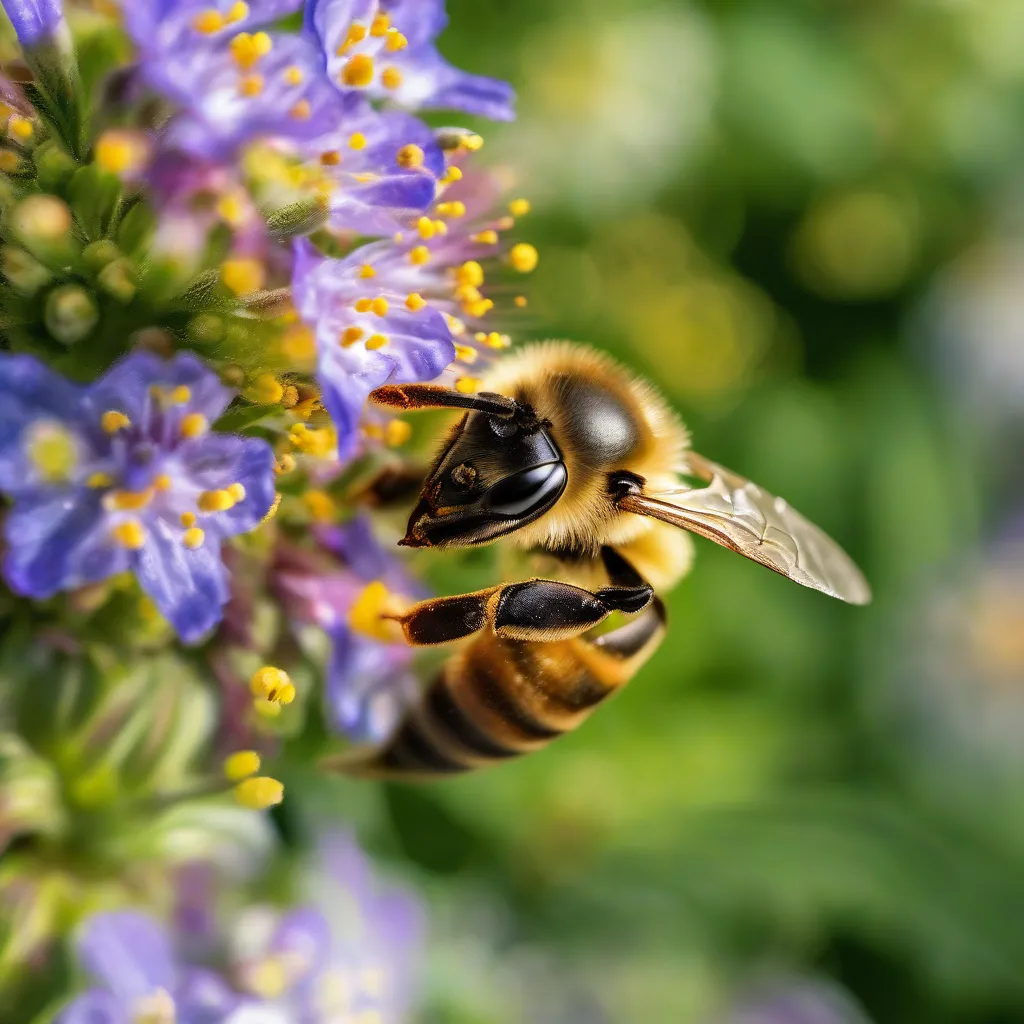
<box><xmin>0</xmin><ymin>0</ymin><xmax>534</xmax><ymax>1017</ymax></box>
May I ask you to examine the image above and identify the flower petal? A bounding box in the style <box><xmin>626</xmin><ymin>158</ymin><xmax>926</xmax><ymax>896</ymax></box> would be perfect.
<box><xmin>176</xmin><ymin>967</ymin><xmax>241</xmax><ymax>1024</ymax></box>
<box><xmin>57</xmin><ymin>989</ymin><xmax>127</xmax><ymax>1024</ymax></box>
<box><xmin>271</xmin><ymin>907</ymin><xmax>333</xmax><ymax>980</ymax></box>
<box><xmin>76</xmin><ymin>912</ymin><xmax>176</xmax><ymax>1006</ymax></box>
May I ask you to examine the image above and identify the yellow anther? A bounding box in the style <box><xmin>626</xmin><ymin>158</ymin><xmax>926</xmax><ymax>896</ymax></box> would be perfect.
<box><xmin>229</xmin><ymin>31</ymin><xmax>272</xmax><ymax>70</ymax></box>
<box><xmin>9</xmin><ymin>115</ymin><xmax>33</xmax><ymax>141</ymax></box>
<box><xmin>180</xmin><ymin>511</ymin><xmax>197</xmax><ymax>528</ymax></box>
<box><xmin>182</xmin><ymin>527</ymin><xmax>206</xmax><ymax>549</ymax></box>
<box><xmin>342</xmin><ymin>53</ymin><xmax>375</xmax><ymax>87</ymax></box>
<box><xmin>509</xmin><ymin>198</ymin><xmax>531</xmax><ymax>217</ymax></box>
<box><xmin>227</xmin><ymin>1</ymin><xmax>249</xmax><ymax>21</ymax></box>
<box><xmin>250</xmin><ymin>372</ymin><xmax>284</xmax><ymax>405</ymax></box>
<box><xmin>354</xmin><ymin>297</ymin><xmax>374</xmax><ymax>313</ymax></box>
<box><xmin>359</xmin><ymin>264</ymin><xmax>376</xmax><ymax>279</ymax></box>
<box><xmin>370</xmin><ymin>12</ymin><xmax>390</xmax><ymax>36</ymax></box>
<box><xmin>370</xmin><ymin>296</ymin><xmax>389</xmax><ymax>316</ymax></box>
<box><xmin>289</xmin><ymin>99</ymin><xmax>311</xmax><ymax>120</ymax></box>
<box><xmin>320</xmin><ymin>149</ymin><xmax>341</xmax><ymax>166</ymax></box>
<box><xmin>25</xmin><ymin>422</ymin><xmax>78</xmax><ymax>483</ymax></box>
<box><xmin>221</xmin><ymin>257</ymin><xmax>265</xmax><ymax>296</ymax></box>
<box><xmin>234</xmin><ymin>776</ymin><xmax>284</xmax><ymax>810</ymax></box>
<box><xmin>514</xmin><ymin>295</ymin><xmax>528</xmax><ymax>308</ymax></box>
<box><xmin>433</xmin><ymin>219</ymin><xmax>448</xmax><ymax>236</ymax></box>
<box><xmin>109</xmin><ymin>488</ymin><xmax>153</xmax><ymax>511</ymax></box>
<box><xmin>111</xmin><ymin>520</ymin><xmax>146</xmax><ymax>550</ymax></box>
<box><xmin>456</xmin><ymin>260</ymin><xmax>484</xmax><ymax>288</ymax></box>
<box><xmin>455</xmin><ymin>285</ymin><xmax>481</xmax><ymax>305</ymax></box>
<box><xmin>396</xmin><ymin>144</ymin><xmax>425</xmax><ymax>169</ymax></box>
<box><xmin>303</xmin><ymin>489</ymin><xmax>336</xmax><ymax>522</ymax></box>
<box><xmin>381</xmin><ymin>66</ymin><xmax>402</xmax><ymax>89</ymax></box>
<box><xmin>405</xmin><ymin>292</ymin><xmax>426</xmax><ymax>312</ymax></box>
<box><xmin>291</xmin><ymin>397</ymin><xmax>319</xmax><ymax>419</ymax></box>
<box><xmin>365</xmin><ymin>333</ymin><xmax>388</xmax><ymax>350</ymax></box>
<box><xmin>101</xmin><ymin>410</ymin><xmax>131</xmax><ymax>434</ymax></box>
<box><xmin>239</xmin><ymin>74</ymin><xmax>264</xmax><ymax>97</ymax></box>
<box><xmin>348</xmin><ymin>131</ymin><xmax>367</xmax><ymax>150</ymax></box>
<box><xmin>180</xmin><ymin>412</ymin><xmax>208</xmax><ymax>439</ymax></box>
<box><xmin>192</xmin><ymin>9</ymin><xmax>225</xmax><ymax>33</ymax></box>
<box><xmin>337</xmin><ymin>22</ymin><xmax>368</xmax><ymax>54</ymax></box>
<box><xmin>454</xmin><ymin>343</ymin><xmax>478</xmax><ymax>364</ymax></box>
<box><xmin>283</xmin><ymin>65</ymin><xmax>304</xmax><ymax>85</ymax></box>
<box><xmin>455</xmin><ymin>376</ymin><xmax>481</xmax><ymax>394</ymax></box>
<box><xmin>87</xmin><ymin>472</ymin><xmax>114</xmax><ymax>489</ymax></box>
<box><xmin>416</xmin><ymin>216</ymin><xmax>435</xmax><ymax>240</ymax></box>
<box><xmin>349</xmin><ymin>580</ymin><xmax>404</xmax><ymax>642</ymax></box>
<box><xmin>227</xmin><ymin>482</ymin><xmax>246</xmax><ymax>503</ymax></box>
<box><xmin>153</xmin><ymin>474</ymin><xmax>172</xmax><ymax>492</ymax></box>
<box><xmin>250</xmin><ymin>665</ymin><xmax>295</xmax><ymax>704</ymax></box>
<box><xmin>287</xmin><ymin>424</ymin><xmax>335</xmax><ymax>457</ymax></box>
<box><xmin>224</xmin><ymin>750</ymin><xmax>260</xmax><ymax>781</ymax></box>
<box><xmin>409</xmin><ymin>245</ymin><xmax>430</xmax><ymax>265</ymax></box>
<box><xmin>510</xmin><ymin>243</ymin><xmax>538</xmax><ymax>273</ymax></box>
<box><xmin>341</xmin><ymin>325</ymin><xmax>365</xmax><ymax>346</ymax></box>
<box><xmin>473</xmin><ymin>229</ymin><xmax>498</xmax><ymax>245</ymax></box>
<box><xmin>197</xmin><ymin>489</ymin><xmax>235</xmax><ymax>513</ymax></box>
<box><xmin>464</xmin><ymin>133</ymin><xmax>484</xmax><ymax>151</ymax></box>
<box><xmin>466</xmin><ymin>297</ymin><xmax>494</xmax><ymax>318</ymax></box>
<box><xmin>385</xmin><ymin>420</ymin><xmax>412</xmax><ymax>446</ymax></box>
<box><xmin>385</xmin><ymin>28</ymin><xmax>408</xmax><ymax>51</ymax></box>
<box><xmin>441</xmin><ymin>165</ymin><xmax>463</xmax><ymax>185</ymax></box>
<box><xmin>274</xmin><ymin>453</ymin><xmax>296</xmax><ymax>475</ymax></box>
<box><xmin>435</xmin><ymin>200</ymin><xmax>466</xmax><ymax>219</ymax></box>
<box><xmin>169</xmin><ymin>385</ymin><xmax>191</xmax><ymax>404</ymax></box>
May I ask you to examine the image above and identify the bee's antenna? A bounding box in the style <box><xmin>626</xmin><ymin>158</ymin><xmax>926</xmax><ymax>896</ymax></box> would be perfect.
<box><xmin>370</xmin><ymin>384</ymin><xmax>517</xmax><ymax>417</ymax></box>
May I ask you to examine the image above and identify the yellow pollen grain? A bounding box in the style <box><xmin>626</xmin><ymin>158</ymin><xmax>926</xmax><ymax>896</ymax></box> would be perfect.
<box><xmin>381</xmin><ymin>66</ymin><xmax>402</xmax><ymax>89</ymax></box>
<box><xmin>509</xmin><ymin>198</ymin><xmax>531</xmax><ymax>217</ymax></box>
<box><xmin>385</xmin><ymin>29</ymin><xmax>408</xmax><ymax>51</ymax></box>
<box><xmin>354</xmin><ymin>297</ymin><xmax>374</xmax><ymax>313</ymax></box>
<box><xmin>250</xmin><ymin>372</ymin><xmax>284</xmax><ymax>405</ymax></box>
<box><xmin>111</xmin><ymin>520</ymin><xmax>146</xmax><ymax>550</ymax></box>
<box><xmin>342</xmin><ymin>53</ymin><xmax>375</xmax><ymax>87</ymax></box>
<box><xmin>289</xmin><ymin>99</ymin><xmax>311</xmax><ymax>120</ymax></box>
<box><xmin>359</xmin><ymin>264</ymin><xmax>377</xmax><ymax>279</ymax></box>
<box><xmin>337</xmin><ymin>22</ymin><xmax>367</xmax><ymax>54</ymax></box>
<box><xmin>9</xmin><ymin>115</ymin><xmax>33</xmax><ymax>141</ymax></box>
<box><xmin>348</xmin><ymin>131</ymin><xmax>367</xmax><ymax>150</ymax></box>
<box><xmin>192</xmin><ymin>9</ymin><xmax>225</xmax><ymax>33</ymax></box>
<box><xmin>370</xmin><ymin>12</ymin><xmax>390</xmax><ymax>36</ymax></box>
<box><xmin>101</xmin><ymin>410</ymin><xmax>130</xmax><ymax>434</ymax></box>
<box><xmin>180</xmin><ymin>511</ymin><xmax>197</xmax><ymax>528</ymax></box>
<box><xmin>250</xmin><ymin>665</ymin><xmax>295</xmax><ymax>703</ymax></box>
<box><xmin>454</xmin><ymin>343</ymin><xmax>478</xmax><ymax>364</ymax></box>
<box><xmin>370</xmin><ymin>296</ymin><xmax>389</xmax><ymax>316</ymax></box>
<box><xmin>473</xmin><ymin>229</ymin><xmax>498</xmax><ymax>245</ymax></box>
<box><xmin>183</xmin><ymin>527</ymin><xmax>206</xmax><ymax>549</ymax></box>
<box><xmin>230</xmin><ymin>31</ymin><xmax>272</xmax><ymax>70</ymax></box>
<box><xmin>227</xmin><ymin>482</ymin><xmax>246</xmax><ymax>502</ymax></box>
<box><xmin>456</xmin><ymin>260</ymin><xmax>484</xmax><ymax>287</ymax></box>
<box><xmin>416</xmin><ymin>216</ymin><xmax>435</xmax><ymax>240</ymax></box>
<box><xmin>396</xmin><ymin>143</ymin><xmax>424</xmax><ymax>169</ymax></box>
<box><xmin>87</xmin><ymin>472</ymin><xmax>114</xmax><ymax>489</ymax></box>
<box><xmin>405</xmin><ymin>292</ymin><xmax>426</xmax><ymax>312</ymax></box>
<box><xmin>385</xmin><ymin>419</ymin><xmax>412</xmax><ymax>446</ymax></box>
<box><xmin>341</xmin><ymin>325</ymin><xmax>365</xmax><ymax>346</ymax></box>
<box><xmin>221</xmin><ymin>257</ymin><xmax>265</xmax><ymax>296</ymax></box>
<box><xmin>239</xmin><ymin>74</ymin><xmax>264</xmax><ymax>97</ymax></box>
<box><xmin>435</xmin><ymin>200</ymin><xmax>466</xmax><ymax>219</ymax></box>
<box><xmin>235</xmin><ymin>776</ymin><xmax>284</xmax><ymax>810</ymax></box>
<box><xmin>180</xmin><ymin>412</ymin><xmax>207</xmax><ymax>439</ymax></box>
<box><xmin>198</xmin><ymin>489</ymin><xmax>235</xmax><ymax>513</ymax></box>
<box><xmin>466</xmin><ymin>298</ymin><xmax>494</xmax><ymax>318</ymax></box>
<box><xmin>284</xmin><ymin>65</ymin><xmax>304</xmax><ymax>85</ymax></box>
<box><xmin>227</xmin><ymin>1</ymin><xmax>249</xmax><ymax>21</ymax></box>
<box><xmin>303</xmin><ymin>489</ymin><xmax>336</xmax><ymax>522</ymax></box>
<box><xmin>365</xmin><ymin>333</ymin><xmax>388</xmax><ymax>350</ymax></box>
<box><xmin>510</xmin><ymin>243</ymin><xmax>538</xmax><ymax>273</ymax></box>
<box><xmin>224</xmin><ymin>750</ymin><xmax>260</xmax><ymax>781</ymax></box>
<box><xmin>515</xmin><ymin>295</ymin><xmax>528</xmax><ymax>308</ymax></box>
<box><xmin>409</xmin><ymin>245</ymin><xmax>430</xmax><ymax>265</ymax></box>
<box><xmin>320</xmin><ymin>149</ymin><xmax>342</xmax><ymax>166</ymax></box>
<box><xmin>455</xmin><ymin>376</ymin><xmax>481</xmax><ymax>394</ymax></box>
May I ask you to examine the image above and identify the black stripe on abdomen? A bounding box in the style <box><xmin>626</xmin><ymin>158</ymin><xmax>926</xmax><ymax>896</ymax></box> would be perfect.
<box><xmin>377</xmin><ymin>719</ymin><xmax>469</xmax><ymax>775</ymax></box>
<box><xmin>466</xmin><ymin>657</ymin><xmax>564</xmax><ymax>742</ymax></box>
<box><xmin>426</xmin><ymin>681</ymin><xmax>521</xmax><ymax>759</ymax></box>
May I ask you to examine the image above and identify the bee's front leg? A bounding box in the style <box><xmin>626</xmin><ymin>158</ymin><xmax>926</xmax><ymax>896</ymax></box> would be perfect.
<box><xmin>393</xmin><ymin>547</ymin><xmax>654</xmax><ymax>646</ymax></box>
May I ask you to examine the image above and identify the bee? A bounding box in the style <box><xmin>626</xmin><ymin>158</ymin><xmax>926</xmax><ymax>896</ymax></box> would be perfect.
<box><xmin>327</xmin><ymin>343</ymin><xmax>871</xmax><ymax>779</ymax></box>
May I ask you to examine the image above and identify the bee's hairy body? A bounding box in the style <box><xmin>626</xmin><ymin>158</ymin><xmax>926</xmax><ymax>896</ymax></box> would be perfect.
<box><xmin>329</xmin><ymin>343</ymin><xmax>871</xmax><ymax>780</ymax></box>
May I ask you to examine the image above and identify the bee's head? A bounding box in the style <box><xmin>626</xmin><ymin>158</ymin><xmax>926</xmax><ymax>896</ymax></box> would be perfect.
<box><xmin>400</xmin><ymin>397</ymin><xmax>567</xmax><ymax>549</ymax></box>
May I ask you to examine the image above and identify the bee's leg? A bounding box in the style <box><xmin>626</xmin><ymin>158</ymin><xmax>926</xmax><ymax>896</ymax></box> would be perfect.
<box><xmin>395</xmin><ymin>553</ymin><xmax>654</xmax><ymax>647</ymax></box>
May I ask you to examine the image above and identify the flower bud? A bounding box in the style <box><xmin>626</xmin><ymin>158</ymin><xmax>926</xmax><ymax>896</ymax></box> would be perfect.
<box><xmin>265</xmin><ymin>194</ymin><xmax>330</xmax><ymax>240</ymax></box>
<box><xmin>2</xmin><ymin>244</ymin><xmax>52</xmax><ymax>295</ymax></box>
<box><xmin>33</xmin><ymin>139</ymin><xmax>77</xmax><ymax>190</ymax></box>
<box><xmin>97</xmin><ymin>257</ymin><xmax>137</xmax><ymax>302</ymax></box>
<box><xmin>44</xmin><ymin>283</ymin><xmax>98</xmax><ymax>345</ymax></box>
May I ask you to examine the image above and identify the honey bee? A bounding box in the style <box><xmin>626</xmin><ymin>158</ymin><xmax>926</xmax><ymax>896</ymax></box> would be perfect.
<box><xmin>327</xmin><ymin>343</ymin><xmax>871</xmax><ymax>779</ymax></box>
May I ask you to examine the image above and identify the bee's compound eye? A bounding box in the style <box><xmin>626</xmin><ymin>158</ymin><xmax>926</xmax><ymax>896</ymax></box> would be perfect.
<box><xmin>483</xmin><ymin>462</ymin><xmax>567</xmax><ymax>518</ymax></box>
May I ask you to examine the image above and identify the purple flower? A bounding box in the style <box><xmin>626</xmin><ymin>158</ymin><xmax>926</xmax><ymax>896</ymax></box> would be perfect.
<box><xmin>305</xmin><ymin>0</ymin><xmax>515</xmax><ymax>121</ymax></box>
<box><xmin>301</xmin><ymin>93</ymin><xmax>445</xmax><ymax>236</ymax></box>
<box><xmin>725</xmin><ymin>980</ymin><xmax>872</xmax><ymax>1024</ymax></box>
<box><xmin>292</xmin><ymin>237</ymin><xmax>456</xmax><ymax>462</ymax></box>
<box><xmin>59</xmin><ymin>911</ymin><xmax>240</xmax><ymax>1024</ymax></box>
<box><xmin>0</xmin><ymin>351</ymin><xmax>276</xmax><ymax>643</ymax></box>
<box><xmin>1</xmin><ymin>0</ymin><xmax>65</xmax><ymax>47</ymax></box>
<box><xmin>124</xmin><ymin>1</ymin><xmax>343</xmax><ymax>160</ymax></box>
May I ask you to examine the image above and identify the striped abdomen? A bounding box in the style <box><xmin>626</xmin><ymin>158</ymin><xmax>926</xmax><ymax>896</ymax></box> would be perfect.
<box><xmin>342</xmin><ymin>599</ymin><xmax>666</xmax><ymax>780</ymax></box>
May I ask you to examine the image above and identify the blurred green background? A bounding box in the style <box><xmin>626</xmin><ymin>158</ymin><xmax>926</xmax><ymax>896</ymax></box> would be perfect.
<box><xmin>295</xmin><ymin>1</ymin><xmax>1024</xmax><ymax>1022</ymax></box>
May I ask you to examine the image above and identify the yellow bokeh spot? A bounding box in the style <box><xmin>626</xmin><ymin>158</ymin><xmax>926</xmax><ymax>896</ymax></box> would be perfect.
<box><xmin>303</xmin><ymin>489</ymin><xmax>336</xmax><ymax>523</ymax></box>
<box><xmin>221</xmin><ymin>258</ymin><xmax>265</xmax><ymax>297</ymax></box>
<box><xmin>456</xmin><ymin>260</ymin><xmax>484</xmax><ymax>288</ymax></box>
<box><xmin>289</xmin><ymin>99</ymin><xmax>311</xmax><ymax>120</ymax></box>
<box><xmin>234</xmin><ymin>776</ymin><xmax>284</xmax><ymax>810</ymax></box>
<box><xmin>108</xmin><ymin>488</ymin><xmax>153</xmax><ymax>511</ymax></box>
<box><xmin>381</xmin><ymin>66</ymin><xmax>402</xmax><ymax>89</ymax></box>
<box><xmin>509</xmin><ymin>198</ymin><xmax>531</xmax><ymax>217</ymax></box>
<box><xmin>193</xmin><ymin>9</ymin><xmax>225</xmax><ymax>33</ymax></box>
<box><xmin>25</xmin><ymin>422</ymin><xmax>78</xmax><ymax>482</ymax></box>
<box><xmin>239</xmin><ymin>74</ymin><xmax>264</xmax><ymax>97</ymax></box>
<box><xmin>509</xmin><ymin>243</ymin><xmax>538</xmax><ymax>273</ymax></box>
<box><xmin>385</xmin><ymin>419</ymin><xmax>412</xmax><ymax>446</ymax></box>
<box><xmin>87</xmin><ymin>471</ymin><xmax>114</xmax><ymax>489</ymax></box>
<box><xmin>455</xmin><ymin>376</ymin><xmax>481</xmax><ymax>394</ymax></box>
<box><xmin>454</xmin><ymin>343</ymin><xmax>478</xmax><ymax>364</ymax></box>
<box><xmin>283</xmin><ymin>65</ymin><xmax>304</xmax><ymax>86</ymax></box>
<box><xmin>341</xmin><ymin>325</ymin><xmax>365</xmax><ymax>346</ymax></box>
<box><xmin>348</xmin><ymin>131</ymin><xmax>367</xmax><ymax>150</ymax></box>
<box><xmin>250</xmin><ymin>372</ymin><xmax>284</xmax><ymax>405</ymax></box>
<box><xmin>227</xmin><ymin>1</ymin><xmax>250</xmax><ymax>21</ymax></box>
<box><xmin>180</xmin><ymin>511</ymin><xmax>197</xmax><ymax>528</ymax></box>
<box><xmin>9</xmin><ymin>115</ymin><xmax>33</xmax><ymax>141</ymax></box>
<box><xmin>224</xmin><ymin>750</ymin><xmax>261</xmax><ymax>780</ymax></box>
<box><xmin>473</xmin><ymin>229</ymin><xmax>498</xmax><ymax>245</ymax></box>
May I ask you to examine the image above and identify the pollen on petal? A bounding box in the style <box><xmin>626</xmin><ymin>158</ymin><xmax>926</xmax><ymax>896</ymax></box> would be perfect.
<box><xmin>348</xmin><ymin>132</ymin><xmax>367</xmax><ymax>150</ymax></box>
<box><xmin>180</xmin><ymin>412</ymin><xmax>208</xmax><ymax>439</ymax></box>
<box><xmin>354</xmin><ymin>297</ymin><xmax>374</xmax><ymax>313</ymax></box>
<box><xmin>384</xmin><ymin>28</ymin><xmax>408</xmax><ymax>51</ymax></box>
<box><xmin>180</xmin><ymin>511</ymin><xmax>197</xmax><ymax>528</ymax></box>
<box><xmin>405</xmin><ymin>292</ymin><xmax>426</xmax><ymax>312</ymax></box>
<box><xmin>198</xmin><ymin>489</ymin><xmax>236</xmax><ymax>513</ymax></box>
<box><xmin>456</xmin><ymin>261</ymin><xmax>484</xmax><ymax>287</ymax></box>
<box><xmin>289</xmin><ymin>99</ymin><xmax>311</xmax><ymax>120</ymax></box>
<box><xmin>365</xmin><ymin>333</ymin><xmax>388</xmax><ymax>350</ymax></box>
<box><xmin>409</xmin><ymin>245</ymin><xmax>430</xmax><ymax>265</ymax></box>
<box><xmin>182</xmin><ymin>527</ymin><xmax>206</xmax><ymax>549</ymax></box>
<box><xmin>341</xmin><ymin>325</ymin><xmax>365</xmax><ymax>346</ymax></box>
<box><xmin>283</xmin><ymin>65</ymin><xmax>304</xmax><ymax>86</ymax></box>
<box><xmin>396</xmin><ymin>144</ymin><xmax>425</xmax><ymax>169</ymax></box>
<box><xmin>348</xmin><ymin>580</ymin><xmax>405</xmax><ymax>642</ymax></box>
<box><xmin>230</xmin><ymin>31</ymin><xmax>273</xmax><ymax>70</ymax></box>
<box><xmin>370</xmin><ymin>296</ymin><xmax>388</xmax><ymax>316</ymax></box>
<box><xmin>370</xmin><ymin>12</ymin><xmax>390</xmax><ymax>36</ymax></box>
<box><xmin>341</xmin><ymin>53</ymin><xmax>375</xmax><ymax>87</ymax></box>
<box><xmin>25</xmin><ymin>422</ymin><xmax>78</xmax><ymax>482</ymax></box>
<box><xmin>337</xmin><ymin>22</ymin><xmax>368</xmax><ymax>54</ymax></box>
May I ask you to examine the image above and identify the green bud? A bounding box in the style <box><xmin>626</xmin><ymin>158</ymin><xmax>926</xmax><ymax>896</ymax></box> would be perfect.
<box><xmin>187</xmin><ymin>312</ymin><xmax>226</xmax><ymax>343</ymax></box>
<box><xmin>0</xmin><ymin>147</ymin><xmax>32</xmax><ymax>179</ymax></box>
<box><xmin>97</xmin><ymin>257</ymin><xmax>137</xmax><ymax>302</ymax></box>
<box><xmin>33</xmin><ymin>139</ymin><xmax>78</xmax><ymax>190</ymax></box>
<box><xmin>82</xmin><ymin>239</ymin><xmax>122</xmax><ymax>272</ymax></box>
<box><xmin>242</xmin><ymin>287</ymin><xmax>293</xmax><ymax>317</ymax></box>
<box><xmin>2</xmin><ymin>245</ymin><xmax>52</xmax><ymax>295</ymax></box>
<box><xmin>178</xmin><ymin>268</ymin><xmax>232</xmax><ymax>311</ymax></box>
<box><xmin>44</xmin><ymin>283</ymin><xmax>99</xmax><ymax>345</ymax></box>
<box><xmin>265</xmin><ymin>193</ymin><xmax>330</xmax><ymax>240</ymax></box>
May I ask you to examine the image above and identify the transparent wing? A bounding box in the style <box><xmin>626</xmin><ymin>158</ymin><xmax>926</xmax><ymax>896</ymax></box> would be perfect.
<box><xmin>619</xmin><ymin>452</ymin><xmax>872</xmax><ymax>604</ymax></box>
